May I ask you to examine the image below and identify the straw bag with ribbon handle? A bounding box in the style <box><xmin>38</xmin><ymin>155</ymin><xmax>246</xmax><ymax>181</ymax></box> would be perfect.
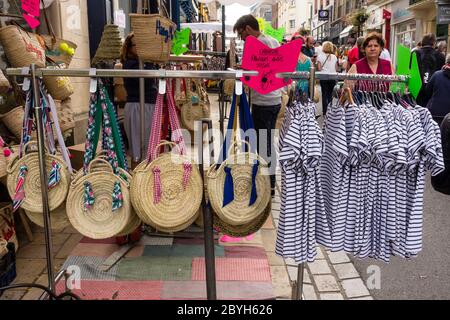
<box><xmin>130</xmin><ymin>4</ymin><xmax>176</xmax><ymax>63</ymax></box>
<box><xmin>6</xmin><ymin>80</ymin><xmax>73</xmax><ymax>214</ymax></box>
<box><xmin>131</xmin><ymin>81</ymin><xmax>202</xmax><ymax>233</ymax></box>
<box><xmin>0</xmin><ymin>22</ymin><xmax>46</xmax><ymax>68</ymax></box>
<box><xmin>39</xmin><ymin>0</ymin><xmax>77</xmax><ymax>67</ymax></box>
<box><xmin>180</xmin><ymin>79</ymin><xmax>211</xmax><ymax>132</ymax></box>
<box><xmin>43</xmin><ymin>63</ymin><xmax>74</xmax><ymax>101</ymax></box>
<box><xmin>207</xmin><ymin>90</ymin><xmax>271</xmax><ymax>227</ymax></box>
<box><xmin>223</xmin><ymin>39</ymin><xmax>237</xmax><ymax>96</ymax></box>
<box><xmin>0</xmin><ymin>106</ymin><xmax>24</xmax><ymax>140</ymax></box>
<box><xmin>66</xmin><ymin>81</ymin><xmax>135</xmax><ymax>239</ymax></box>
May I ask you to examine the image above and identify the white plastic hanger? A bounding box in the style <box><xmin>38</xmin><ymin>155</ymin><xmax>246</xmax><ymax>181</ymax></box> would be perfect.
<box><xmin>158</xmin><ymin>69</ymin><xmax>166</xmax><ymax>94</ymax></box>
<box><xmin>235</xmin><ymin>70</ymin><xmax>243</xmax><ymax>96</ymax></box>
<box><xmin>89</xmin><ymin>68</ymin><xmax>97</xmax><ymax>93</ymax></box>
<box><xmin>21</xmin><ymin>67</ymin><xmax>30</xmax><ymax>91</ymax></box>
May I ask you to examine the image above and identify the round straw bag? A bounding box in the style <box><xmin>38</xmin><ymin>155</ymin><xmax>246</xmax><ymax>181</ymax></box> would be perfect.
<box><xmin>66</xmin><ymin>159</ymin><xmax>131</xmax><ymax>239</ymax></box>
<box><xmin>207</xmin><ymin>141</ymin><xmax>271</xmax><ymax>226</ymax></box>
<box><xmin>6</xmin><ymin>142</ymin><xmax>71</xmax><ymax>213</ymax></box>
<box><xmin>25</xmin><ymin>203</ymin><xmax>71</xmax><ymax>230</ymax></box>
<box><xmin>43</xmin><ymin>65</ymin><xmax>74</xmax><ymax>101</ymax></box>
<box><xmin>129</xmin><ymin>14</ymin><xmax>176</xmax><ymax>63</ymax></box>
<box><xmin>130</xmin><ymin>141</ymin><xmax>202</xmax><ymax>233</ymax></box>
<box><xmin>0</xmin><ymin>106</ymin><xmax>24</xmax><ymax>140</ymax></box>
<box><xmin>0</xmin><ymin>25</ymin><xmax>46</xmax><ymax>68</ymax></box>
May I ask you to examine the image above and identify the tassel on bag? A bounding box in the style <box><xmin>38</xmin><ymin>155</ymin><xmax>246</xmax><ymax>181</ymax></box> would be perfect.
<box><xmin>112</xmin><ymin>181</ymin><xmax>123</xmax><ymax>211</ymax></box>
<box><xmin>12</xmin><ymin>165</ymin><xmax>28</xmax><ymax>212</ymax></box>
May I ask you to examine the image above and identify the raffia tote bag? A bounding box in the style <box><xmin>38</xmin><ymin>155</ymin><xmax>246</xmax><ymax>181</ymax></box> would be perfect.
<box><xmin>223</xmin><ymin>39</ymin><xmax>237</xmax><ymax>96</ymax></box>
<box><xmin>43</xmin><ymin>64</ymin><xmax>74</xmax><ymax>101</ymax></box>
<box><xmin>131</xmin><ymin>82</ymin><xmax>202</xmax><ymax>233</ymax></box>
<box><xmin>181</xmin><ymin>79</ymin><xmax>211</xmax><ymax>132</ymax></box>
<box><xmin>130</xmin><ymin>13</ymin><xmax>176</xmax><ymax>63</ymax></box>
<box><xmin>0</xmin><ymin>69</ymin><xmax>11</xmax><ymax>94</ymax></box>
<box><xmin>207</xmin><ymin>91</ymin><xmax>271</xmax><ymax>226</ymax></box>
<box><xmin>0</xmin><ymin>24</ymin><xmax>46</xmax><ymax>68</ymax></box>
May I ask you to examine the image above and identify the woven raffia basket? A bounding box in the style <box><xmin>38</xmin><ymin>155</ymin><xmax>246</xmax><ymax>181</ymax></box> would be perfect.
<box><xmin>0</xmin><ymin>106</ymin><xmax>24</xmax><ymax>140</ymax></box>
<box><xmin>130</xmin><ymin>14</ymin><xmax>176</xmax><ymax>63</ymax></box>
<box><xmin>42</xmin><ymin>36</ymin><xmax>77</xmax><ymax>67</ymax></box>
<box><xmin>56</xmin><ymin>99</ymin><xmax>75</xmax><ymax>137</ymax></box>
<box><xmin>6</xmin><ymin>143</ymin><xmax>71</xmax><ymax>213</ymax></box>
<box><xmin>43</xmin><ymin>65</ymin><xmax>74</xmax><ymax>100</ymax></box>
<box><xmin>25</xmin><ymin>203</ymin><xmax>71</xmax><ymax>230</ymax></box>
<box><xmin>66</xmin><ymin>159</ymin><xmax>132</xmax><ymax>239</ymax></box>
<box><xmin>181</xmin><ymin>80</ymin><xmax>211</xmax><ymax>132</ymax></box>
<box><xmin>0</xmin><ymin>69</ymin><xmax>10</xmax><ymax>94</ymax></box>
<box><xmin>207</xmin><ymin>143</ymin><xmax>271</xmax><ymax>226</ymax></box>
<box><xmin>130</xmin><ymin>141</ymin><xmax>202</xmax><ymax>233</ymax></box>
<box><xmin>0</xmin><ymin>25</ymin><xmax>46</xmax><ymax>68</ymax></box>
<box><xmin>92</xmin><ymin>24</ymin><xmax>122</xmax><ymax>64</ymax></box>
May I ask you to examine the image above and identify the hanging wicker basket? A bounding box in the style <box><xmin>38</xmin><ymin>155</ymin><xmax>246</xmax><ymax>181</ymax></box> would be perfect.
<box><xmin>43</xmin><ymin>65</ymin><xmax>74</xmax><ymax>101</ymax></box>
<box><xmin>181</xmin><ymin>80</ymin><xmax>211</xmax><ymax>132</ymax></box>
<box><xmin>6</xmin><ymin>142</ymin><xmax>71</xmax><ymax>213</ymax></box>
<box><xmin>0</xmin><ymin>25</ymin><xmax>46</xmax><ymax>68</ymax></box>
<box><xmin>207</xmin><ymin>142</ymin><xmax>271</xmax><ymax>226</ymax></box>
<box><xmin>0</xmin><ymin>69</ymin><xmax>11</xmax><ymax>94</ymax></box>
<box><xmin>130</xmin><ymin>141</ymin><xmax>202</xmax><ymax>233</ymax></box>
<box><xmin>25</xmin><ymin>203</ymin><xmax>71</xmax><ymax>230</ymax></box>
<box><xmin>0</xmin><ymin>106</ymin><xmax>24</xmax><ymax>140</ymax></box>
<box><xmin>129</xmin><ymin>14</ymin><xmax>176</xmax><ymax>63</ymax></box>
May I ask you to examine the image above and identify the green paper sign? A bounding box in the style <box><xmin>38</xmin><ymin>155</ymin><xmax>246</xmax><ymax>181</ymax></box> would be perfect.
<box><xmin>171</xmin><ymin>28</ymin><xmax>191</xmax><ymax>56</ymax></box>
<box><xmin>257</xmin><ymin>17</ymin><xmax>266</xmax><ymax>32</ymax></box>
<box><xmin>409</xmin><ymin>52</ymin><xmax>422</xmax><ymax>99</ymax></box>
<box><xmin>263</xmin><ymin>23</ymin><xmax>285</xmax><ymax>43</ymax></box>
<box><xmin>391</xmin><ymin>44</ymin><xmax>411</xmax><ymax>94</ymax></box>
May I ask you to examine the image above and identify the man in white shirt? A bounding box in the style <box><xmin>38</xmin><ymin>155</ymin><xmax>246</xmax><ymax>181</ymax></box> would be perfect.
<box><xmin>233</xmin><ymin>14</ymin><xmax>282</xmax><ymax>196</ymax></box>
<box><xmin>380</xmin><ymin>48</ymin><xmax>391</xmax><ymax>61</ymax></box>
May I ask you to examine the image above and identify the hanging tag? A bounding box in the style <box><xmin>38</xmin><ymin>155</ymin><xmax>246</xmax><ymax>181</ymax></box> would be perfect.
<box><xmin>21</xmin><ymin>67</ymin><xmax>30</xmax><ymax>91</ymax></box>
<box><xmin>89</xmin><ymin>68</ymin><xmax>97</xmax><ymax>93</ymax></box>
<box><xmin>158</xmin><ymin>69</ymin><xmax>166</xmax><ymax>95</ymax></box>
<box><xmin>235</xmin><ymin>70</ymin><xmax>243</xmax><ymax>96</ymax></box>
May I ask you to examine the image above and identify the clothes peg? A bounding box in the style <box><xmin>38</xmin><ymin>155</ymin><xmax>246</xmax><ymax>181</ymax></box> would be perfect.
<box><xmin>89</xmin><ymin>68</ymin><xmax>97</xmax><ymax>93</ymax></box>
<box><xmin>21</xmin><ymin>67</ymin><xmax>30</xmax><ymax>91</ymax></box>
<box><xmin>158</xmin><ymin>69</ymin><xmax>166</xmax><ymax>94</ymax></box>
<box><xmin>235</xmin><ymin>70</ymin><xmax>243</xmax><ymax>96</ymax></box>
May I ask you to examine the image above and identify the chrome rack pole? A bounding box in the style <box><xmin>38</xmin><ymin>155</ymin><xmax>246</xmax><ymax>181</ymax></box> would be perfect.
<box><xmin>31</xmin><ymin>64</ymin><xmax>56</xmax><ymax>294</ymax></box>
<box><xmin>139</xmin><ymin>60</ymin><xmax>145</xmax><ymax>162</ymax></box>
<box><xmin>199</xmin><ymin>118</ymin><xmax>217</xmax><ymax>300</ymax></box>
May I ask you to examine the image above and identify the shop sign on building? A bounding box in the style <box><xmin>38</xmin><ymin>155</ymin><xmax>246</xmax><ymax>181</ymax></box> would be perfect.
<box><xmin>437</xmin><ymin>3</ymin><xmax>450</xmax><ymax>24</ymax></box>
<box><xmin>391</xmin><ymin>0</ymin><xmax>413</xmax><ymax>25</ymax></box>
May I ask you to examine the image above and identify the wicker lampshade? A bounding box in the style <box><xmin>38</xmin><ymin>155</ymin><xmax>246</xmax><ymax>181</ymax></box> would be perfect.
<box><xmin>92</xmin><ymin>24</ymin><xmax>122</xmax><ymax>64</ymax></box>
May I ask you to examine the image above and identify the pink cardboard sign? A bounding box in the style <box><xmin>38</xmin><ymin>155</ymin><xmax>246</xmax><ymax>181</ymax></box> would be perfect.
<box><xmin>241</xmin><ymin>36</ymin><xmax>302</xmax><ymax>95</ymax></box>
<box><xmin>22</xmin><ymin>0</ymin><xmax>40</xmax><ymax>29</ymax></box>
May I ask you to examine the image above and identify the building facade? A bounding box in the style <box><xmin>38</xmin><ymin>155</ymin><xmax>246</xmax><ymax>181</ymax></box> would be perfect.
<box><xmin>276</xmin><ymin>0</ymin><xmax>310</xmax><ymax>39</ymax></box>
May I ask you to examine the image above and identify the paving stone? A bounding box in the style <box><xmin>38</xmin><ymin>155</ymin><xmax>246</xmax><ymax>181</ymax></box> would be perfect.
<box><xmin>333</xmin><ymin>263</ymin><xmax>360</xmax><ymax>280</ymax></box>
<box><xmin>21</xmin><ymin>274</ymin><xmax>49</xmax><ymax>300</ymax></box>
<box><xmin>284</xmin><ymin>258</ymin><xmax>298</xmax><ymax>267</ymax></box>
<box><xmin>302</xmin><ymin>284</ymin><xmax>318</xmax><ymax>300</ymax></box>
<box><xmin>314</xmin><ymin>275</ymin><xmax>340</xmax><ymax>292</ymax></box>
<box><xmin>341</xmin><ymin>278</ymin><xmax>371</xmax><ymax>298</ymax></box>
<box><xmin>287</xmin><ymin>265</ymin><xmax>311</xmax><ymax>284</ymax></box>
<box><xmin>31</xmin><ymin>233</ymin><xmax>71</xmax><ymax>246</ymax></box>
<box><xmin>273</xmin><ymin>218</ymin><xmax>279</xmax><ymax>227</ymax></box>
<box><xmin>327</xmin><ymin>251</ymin><xmax>351</xmax><ymax>264</ymax></box>
<box><xmin>266</xmin><ymin>252</ymin><xmax>285</xmax><ymax>266</ymax></box>
<box><xmin>260</xmin><ymin>229</ymin><xmax>277</xmax><ymax>252</ymax></box>
<box><xmin>316</xmin><ymin>246</ymin><xmax>326</xmax><ymax>259</ymax></box>
<box><xmin>350</xmin><ymin>296</ymin><xmax>374</xmax><ymax>300</ymax></box>
<box><xmin>320</xmin><ymin>293</ymin><xmax>344</xmax><ymax>300</ymax></box>
<box><xmin>271</xmin><ymin>210</ymin><xmax>280</xmax><ymax>219</ymax></box>
<box><xmin>62</xmin><ymin>225</ymin><xmax>81</xmax><ymax>234</ymax></box>
<box><xmin>16</xmin><ymin>244</ymin><xmax>62</xmax><ymax>259</ymax></box>
<box><xmin>269</xmin><ymin>266</ymin><xmax>292</xmax><ymax>299</ymax></box>
<box><xmin>0</xmin><ymin>289</ymin><xmax>26</xmax><ymax>300</ymax></box>
<box><xmin>12</xmin><ymin>258</ymin><xmax>47</xmax><ymax>283</ymax></box>
<box><xmin>307</xmin><ymin>260</ymin><xmax>332</xmax><ymax>275</ymax></box>
<box><xmin>56</xmin><ymin>233</ymin><xmax>83</xmax><ymax>259</ymax></box>
<box><xmin>42</xmin><ymin>258</ymin><xmax>67</xmax><ymax>274</ymax></box>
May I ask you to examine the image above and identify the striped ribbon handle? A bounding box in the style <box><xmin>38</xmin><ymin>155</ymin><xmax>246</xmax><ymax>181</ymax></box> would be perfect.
<box><xmin>147</xmin><ymin>87</ymin><xmax>165</xmax><ymax>163</ymax></box>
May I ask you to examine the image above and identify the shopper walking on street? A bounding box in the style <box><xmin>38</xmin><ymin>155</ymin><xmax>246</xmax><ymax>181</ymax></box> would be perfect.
<box><xmin>317</xmin><ymin>41</ymin><xmax>338</xmax><ymax>115</ymax></box>
<box><xmin>302</xmin><ymin>36</ymin><xmax>316</xmax><ymax>59</ymax></box>
<box><xmin>414</xmin><ymin>33</ymin><xmax>445</xmax><ymax>107</ymax></box>
<box><xmin>426</xmin><ymin>54</ymin><xmax>450</xmax><ymax>126</ymax></box>
<box><xmin>234</xmin><ymin>14</ymin><xmax>282</xmax><ymax>197</ymax></box>
<box><xmin>346</xmin><ymin>37</ymin><xmax>365</xmax><ymax>72</ymax></box>
<box><xmin>437</xmin><ymin>41</ymin><xmax>447</xmax><ymax>56</ymax></box>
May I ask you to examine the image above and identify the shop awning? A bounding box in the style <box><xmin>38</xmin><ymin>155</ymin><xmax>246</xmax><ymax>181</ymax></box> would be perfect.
<box><xmin>339</xmin><ymin>25</ymin><xmax>354</xmax><ymax>39</ymax></box>
<box><xmin>180</xmin><ymin>22</ymin><xmax>235</xmax><ymax>36</ymax></box>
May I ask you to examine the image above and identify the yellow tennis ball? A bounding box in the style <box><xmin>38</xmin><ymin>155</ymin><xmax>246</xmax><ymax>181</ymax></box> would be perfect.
<box><xmin>68</xmin><ymin>48</ymin><xmax>75</xmax><ymax>56</ymax></box>
<box><xmin>60</xmin><ymin>42</ymin><xmax>69</xmax><ymax>52</ymax></box>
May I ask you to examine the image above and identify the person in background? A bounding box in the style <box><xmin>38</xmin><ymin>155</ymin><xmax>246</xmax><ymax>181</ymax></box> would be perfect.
<box><xmin>120</xmin><ymin>32</ymin><xmax>158</xmax><ymax>169</ymax></box>
<box><xmin>437</xmin><ymin>41</ymin><xmax>447</xmax><ymax>56</ymax></box>
<box><xmin>412</xmin><ymin>41</ymin><xmax>422</xmax><ymax>53</ymax></box>
<box><xmin>346</xmin><ymin>36</ymin><xmax>365</xmax><ymax>72</ymax></box>
<box><xmin>317</xmin><ymin>41</ymin><xmax>338</xmax><ymax>115</ymax></box>
<box><xmin>414</xmin><ymin>33</ymin><xmax>445</xmax><ymax>107</ymax></box>
<box><xmin>302</xmin><ymin>36</ymin><xmax>316</xmax><ymax>58</ymax></box>
<box><xmin>426</xmin><ymin>54</ymin><xmax>450</xmax><ymax>126</ymax></box>
<box><xmin>346</xmin><ymin>32</ymin><xmax>393</xmax><ymax>91</ymax></box>
<box><xmin>292</xmin><ymin>35</ymin><xmax>312</xmax><ymax>96</ymax></box>
<box><xmin>233</xmin><ymin>14</ymin><xmax>281</xmax><ymax>197</ymax></box>
<box><xmin>380</xmin><ymin>43</ymin><xmax>391</xmax><ymax>62</ymax></box>
<box><xmin>431</xmin><ymin>112</ymin><xmax>450</xmax><ymax>195</ymax></box>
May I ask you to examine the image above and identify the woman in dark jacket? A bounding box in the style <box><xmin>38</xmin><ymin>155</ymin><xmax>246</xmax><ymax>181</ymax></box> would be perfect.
<box><xmin>120</xmin><ymin>32</ymin><xmax>158</xmax><ymax>168</ymax></box>
<box><xmin>426</xmin><ymin>54</ymin><xmax>450</xmax><ymax>126</ymax></box>
<box><xmin>431</xmin><ymin>113</ymin><xmax>450</xmax><ymax>195</ymax></box>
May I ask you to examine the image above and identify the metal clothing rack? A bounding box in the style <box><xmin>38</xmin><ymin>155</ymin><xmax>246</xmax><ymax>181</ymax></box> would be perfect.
<box><xmin>6</xmin><ymin>66</ymin><xmax>257</xmax><ymax>300</ymax></box>
<box><xmin>276</xmin><ymin>68</ymin><xmax>410</xmax><ymax>300</ymax></box>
